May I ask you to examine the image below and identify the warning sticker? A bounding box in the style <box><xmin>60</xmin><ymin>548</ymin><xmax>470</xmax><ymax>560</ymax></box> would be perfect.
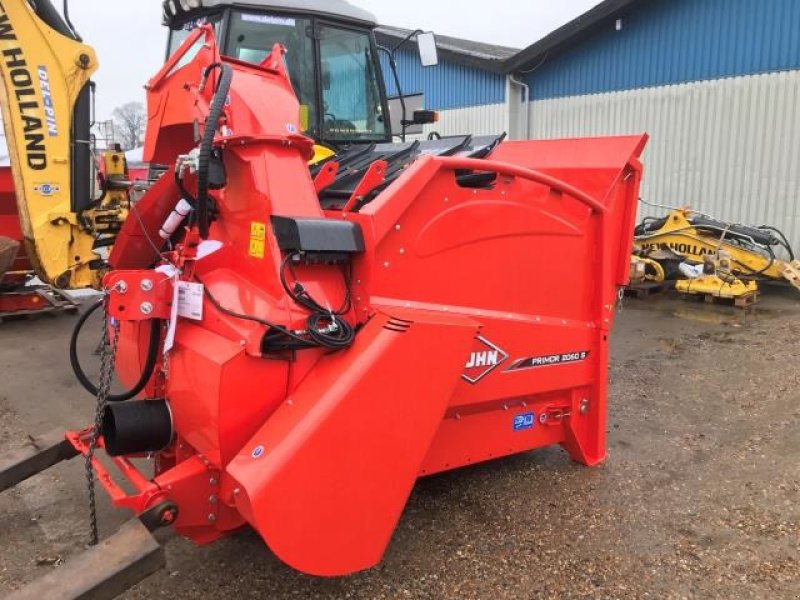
<box><xmin>249</xmin><ymin>222</ymin><xmax>266</xmax><ymax>259</ymax></box>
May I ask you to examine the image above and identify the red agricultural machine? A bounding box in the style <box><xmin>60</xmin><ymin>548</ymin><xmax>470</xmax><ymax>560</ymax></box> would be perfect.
<box><xmin>0</xmin><ymin>1</ymin><xmax>647</xmax><ymax>596</ymax></box>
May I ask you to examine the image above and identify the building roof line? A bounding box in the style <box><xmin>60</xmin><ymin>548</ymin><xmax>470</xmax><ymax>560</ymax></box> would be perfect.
<box><xmin>376</xmin><ymin>1</ymin><xmax>644</xmax><ymax>76</ymax></box>
<box><xmin>503</xmin><ymin>0</ymin><xmax>642</xmax><ymax>74</ymax></box>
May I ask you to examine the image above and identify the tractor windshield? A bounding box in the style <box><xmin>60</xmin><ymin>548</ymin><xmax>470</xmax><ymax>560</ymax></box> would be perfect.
<box><xmin>168</xmin><ymin>11</ymin><xmax>387</xmax><ymax>143</ymax></box>
<box><xmin>317</xmin><ymin>25</ymin><xmax>386</xmax><ymax>142</ymax></box>
<box><xmin>225</xmin><ymin>12</ymin><xmax>319</xmax><ymax>136</ymax></box>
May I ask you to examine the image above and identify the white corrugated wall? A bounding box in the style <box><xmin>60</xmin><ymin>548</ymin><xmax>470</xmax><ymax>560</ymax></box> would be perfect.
<box><xmin>528</xmin><ymin>70</ymin><xmax>800</xmax><ymax>252</ymax></box>
<box><xmin>422</xmin><ymin>102</ymin><xmax>509</xmax><ymax>138</ymax></box>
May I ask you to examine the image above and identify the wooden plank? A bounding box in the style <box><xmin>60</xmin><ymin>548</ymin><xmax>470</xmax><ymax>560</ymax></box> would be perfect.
<box><xmin>6</xmin><ymin>520</ymin><xmax>164</xmax><ymax>600</ymax></box>
<box><xmin>680</xmin><ymin>290</ymin><xmax>759</xmax><ymax>308</ymax></box>
<box><xmin>0</xmin><ymin>430</ymin><xmax>78</xmax><ymax>493</ymax></box>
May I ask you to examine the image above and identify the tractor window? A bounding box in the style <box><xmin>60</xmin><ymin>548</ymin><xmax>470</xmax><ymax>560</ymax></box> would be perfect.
<box><xmin>225</xmin><ymin>12</ymin><xmax>317</xmax><ymax>137</ymax></box>
<box><xmin>319</xmin><ymin>26</ymin><xmax>386</xmax><ymax>141</ymax></box>
<box><xmin>167</xmin><ymin>14</ymin><xmax>222</xmax><ymax>57</ymax></box>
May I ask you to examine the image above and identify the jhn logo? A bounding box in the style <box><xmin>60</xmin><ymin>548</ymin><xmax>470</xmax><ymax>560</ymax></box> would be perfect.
<box><xmin>465</xmin><ymin>351</ymin><xmax>499</xmax><ymax>369</ymax></box>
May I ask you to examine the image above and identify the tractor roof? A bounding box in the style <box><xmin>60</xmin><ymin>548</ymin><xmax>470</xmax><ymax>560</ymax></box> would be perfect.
<box><xmin>162</xmin><ymin>0</ymin><xmax>377</xmax><ymax>28</ymax></box>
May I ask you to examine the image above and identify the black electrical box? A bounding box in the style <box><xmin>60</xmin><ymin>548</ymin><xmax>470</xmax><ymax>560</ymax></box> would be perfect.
<box><xmin>271</xmin><ymin>216</ymin><xmax>365</xmax><ymax>255</ymax></box>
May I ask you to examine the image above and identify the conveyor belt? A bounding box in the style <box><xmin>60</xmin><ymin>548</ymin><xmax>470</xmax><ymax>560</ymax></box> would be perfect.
<box><xmin>313</xmin><ymin>134</ymin><xmax>506</xmax><ymax>210</ymax></box>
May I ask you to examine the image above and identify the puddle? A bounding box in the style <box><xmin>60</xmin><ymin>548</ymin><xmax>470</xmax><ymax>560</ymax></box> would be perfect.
<box><xmin>622</xmin><ymin>291</ymin><xmax>790</xmax><ymax>328</ymax></box>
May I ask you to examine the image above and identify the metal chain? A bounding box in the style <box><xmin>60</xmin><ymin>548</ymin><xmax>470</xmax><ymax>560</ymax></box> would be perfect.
<box><xmin>84</xmin><ymin>297</ymin><xmax>120</xmax><ymax>546</ymax></box>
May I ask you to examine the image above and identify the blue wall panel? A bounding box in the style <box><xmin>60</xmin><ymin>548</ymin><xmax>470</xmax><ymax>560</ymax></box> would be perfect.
<box><xmin>380</xmin><ymin>49</ymin><xmax>506</xmax><ymax>110</ymax></box>
<box><xmin>525</xmin><ymin>0</ymin><xmax>800</xmax><ymax>99</ymax></box>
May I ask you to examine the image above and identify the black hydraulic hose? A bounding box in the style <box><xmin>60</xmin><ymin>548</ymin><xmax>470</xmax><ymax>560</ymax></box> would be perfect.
<box><xmin>758</xmin><ymin>225</ymin><xmax>795</xmax><ymax>261</ymax></box>
<box><xmin>69</xmin><ymin>299</ymin><xmax>161</xmax><ymax>402</ymax></box>
<box><xmin>197</xmin><ymin>63</ymin><xmax>233</xmax><ymax>239</ymax></box>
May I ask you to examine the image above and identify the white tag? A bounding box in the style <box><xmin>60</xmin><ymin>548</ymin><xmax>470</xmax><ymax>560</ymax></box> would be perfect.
<box><xmin>177</xmin><ymin>281</ymin><xmax>204</xmax><ymax>321</ymax></box>
<box><xmin>163</xmin><ymin>281</ymin><xmax>180</xmax><ymax>354</ymax></box>
<box><xmin>196</xmin><ymin>240</ymin><xmax>223</xmax><ymax>260</ymax></box>
<box><xmin>155</xmin><ymin>264</ymin><xmax>180</xmax><ymax>278</ymax></box>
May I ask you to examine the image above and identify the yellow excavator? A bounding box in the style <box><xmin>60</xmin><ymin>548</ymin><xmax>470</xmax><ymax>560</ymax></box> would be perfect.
<box><xmin>633</xmin><ymin>207</ymin><xmax>800</xmax><ymax>302</ymax></box>
<box><xmin>0</xmin><ymin>0</ymin><xmax>442</xmax><ymax>315</ymax></box>
<box><xmin>0</xmin><ymin>0</ymin><xmax>130</xmax><ymax>299</ymax></box>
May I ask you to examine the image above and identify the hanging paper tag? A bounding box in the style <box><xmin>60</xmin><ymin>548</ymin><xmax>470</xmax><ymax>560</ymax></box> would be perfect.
<box><xmin>177</xmin><ymin>281</ymin><xmax>204</xmax><ymax>321</ymax></box>
<box><xmin>164</xmin><ymin>280</ymin><xmax>180</xmax><ymax>354</ymax></box>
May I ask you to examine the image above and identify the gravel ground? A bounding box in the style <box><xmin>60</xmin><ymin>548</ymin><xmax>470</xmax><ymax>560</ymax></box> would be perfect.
<box><xmin>0</xmin><ymin>287</ymin><xmax>798</xmax><ymax>599</ymax></box>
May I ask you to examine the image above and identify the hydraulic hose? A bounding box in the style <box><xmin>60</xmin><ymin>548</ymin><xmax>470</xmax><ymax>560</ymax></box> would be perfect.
<box><xmin>197</xmin><ymin>63</ymin><xmax>233</xmax><ymax>239</ymax></box>
<box><xmin>69</xmin><ymin>299</ymin><xmax>161</xmax><ymax>402</ymax></box>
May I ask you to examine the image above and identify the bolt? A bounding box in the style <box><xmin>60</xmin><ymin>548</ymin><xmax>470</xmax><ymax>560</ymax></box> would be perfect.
<box><xmin>160</xmin><ymin>508</ymin><xmax>177</xmax><ymax>524</ymax></box>
<box><xmin>580</xmin><ymin>398</ymin><xmax>590</xmax><ymax>415</ymax></box>
<box><xmin>233</xmin><ymin>488</ymin><xmax>241</xmax><ymax>496</ymax></box>
<box><xmin>207</xmin><ymin>514</ymin><xmax>217</xmax><ymax>522</ymax></box>
<box><xmin>114</xmin><ymin>281</ymin><xmax>128</xmax><ymax>294</ymax></box>
<box><xmin>140</xmin><ymin>279</ymin><xmax>154</xmax><ymax>292</ymax></box>
<box><xmin>399</xmin><ymin>248</ymin><xmax>406</xmax><ymax>255</ymax></box>
<box><xmin>384</xmin><ymin>262</ymin><xmax>390</xmax><ymax>268</ymax></box>
<box><xmin>209</xmin><ymin>495</ymin><xmax>218</xmax><ymax>504</ymax></box>
<box><xmin>209</xmin><ymin>477</ymin><xmax>218</xmax><ymax>486</ymax></box>
<box><xmin>395</xmin><ymin>224</ymin><xmax>401</xmax><ymax>231</ymax></box>
<box><xmin>140</xmin><ymin>302</ymin><xmax>154</xmax><ymax>315</ymax></box>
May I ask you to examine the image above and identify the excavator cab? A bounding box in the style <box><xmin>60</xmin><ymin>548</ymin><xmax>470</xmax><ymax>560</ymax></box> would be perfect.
<box><xmin>163</xmin><ymin>0</ymin><xmax>392</xmax><ymax>145</ymax></box>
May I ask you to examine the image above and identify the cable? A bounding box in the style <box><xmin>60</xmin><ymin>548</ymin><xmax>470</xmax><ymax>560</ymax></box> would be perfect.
<box><xmin>278</xmin><ymin>253</ymin><xmax>356</xmax><ymax>350</ymax></box>
<box><xmin>195</xmin><ymin>274</ymin><xmax>317</xmax><ymax>351</ymax></box>
<box><xmin>69</xmin><ymin>298</ymin><xmax>161</xmax><ymax>402</ymax></box>
<box><xmin>758</xmin><ymin>225</ymin><xmax>795</xmax><ymax>260</ymax></box>
<box><xmin>197</xmin><ymin>63</ymin><xmax>233</xmax><ymax>239</ymax></box>
<box><xmin>129</xmin><ymin>201</ymin><xmax>171</xmax><ymax>266</ymax></box>
<box><xmin>174</xmin><ymin>169</ymin><xmax>198</xmax><ymax>208</ymax></box>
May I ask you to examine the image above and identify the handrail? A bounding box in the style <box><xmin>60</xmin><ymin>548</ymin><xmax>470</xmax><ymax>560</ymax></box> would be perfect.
<box><xmin>431</xmin><ymin>156</ymin><xmax>606</xmax><ymax>214</ymax></box>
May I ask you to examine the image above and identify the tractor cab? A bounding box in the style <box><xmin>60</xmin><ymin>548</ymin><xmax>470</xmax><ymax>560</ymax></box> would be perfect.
<box><xmin>162</xmin><ymin>0</ymin><xmax>391</xmax><ymax>145</ymax></box>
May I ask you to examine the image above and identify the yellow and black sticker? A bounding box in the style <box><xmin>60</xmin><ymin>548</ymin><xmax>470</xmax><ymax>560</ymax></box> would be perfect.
<box><xmin>249</xmin><ymin>222</ymin><xmax>266</xmax><ymax>259</ymax></box>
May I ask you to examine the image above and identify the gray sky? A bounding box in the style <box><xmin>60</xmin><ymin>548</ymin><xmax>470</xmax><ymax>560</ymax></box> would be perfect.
<box><xmin>63</xmin><ymin>1</ymin><xmax>602</xmax><ymax>122</ymax></box>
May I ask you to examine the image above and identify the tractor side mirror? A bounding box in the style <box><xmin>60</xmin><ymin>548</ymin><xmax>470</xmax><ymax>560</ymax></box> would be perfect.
<box><xmin>417</xmin><ymin>32</ymin><xmax>438</xmax><ymax>67</ymax></box>
<box><xmin>409</xmin><ymin>110</ymin><xmax>438</xmax><ymax>126</ymax></box>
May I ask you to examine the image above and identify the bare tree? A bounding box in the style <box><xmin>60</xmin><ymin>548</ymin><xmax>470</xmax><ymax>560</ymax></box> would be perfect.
<box><xmin>112</xmin><ymin>102</ymin><xmax>146</xmax><ymax>150</ymax></box>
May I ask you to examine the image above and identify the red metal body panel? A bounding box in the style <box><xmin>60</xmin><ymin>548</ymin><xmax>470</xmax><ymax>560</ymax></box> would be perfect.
<box><xmin>0</xmin><ymin>167</ymin><xmax>30</xmax><ymax>276</ymax></box>
<box><xmin>228</xmin><ymin>308</ymin><xmax>478</xmax><ymax>575</ymax></box>
<box><xmin>81</xmin><ymin>30</ymin><xmax>648</xmax><ymax>577</ymax></box>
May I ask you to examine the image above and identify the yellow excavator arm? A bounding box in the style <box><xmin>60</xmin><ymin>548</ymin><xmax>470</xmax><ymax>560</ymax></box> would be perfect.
<box><xmin>0</xmin><ymin>0</ymin><xmax>122</xmax><ymax>289</ymax></box>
